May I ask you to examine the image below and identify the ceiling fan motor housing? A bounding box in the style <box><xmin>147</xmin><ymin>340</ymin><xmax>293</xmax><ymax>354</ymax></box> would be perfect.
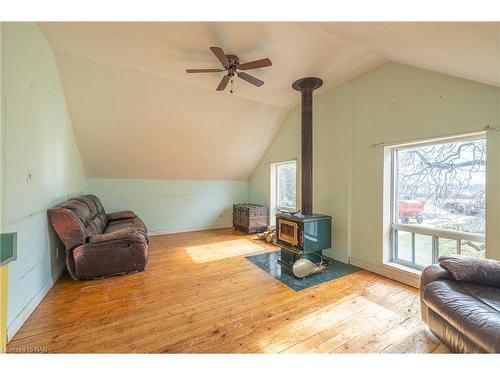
<box><xmin>226</xmin><ymin>55</ymin><xmax>240</xmax><ymax>66</ymax></box>
<box><xmin>186</xmin><ymin>47</ymin><xmax>271</xmax><ymax>91</ymax></box>
<box><xmin>226</xmin><ymin>55</ymin><xmax>239</xmax><ymax>77</ymax></box>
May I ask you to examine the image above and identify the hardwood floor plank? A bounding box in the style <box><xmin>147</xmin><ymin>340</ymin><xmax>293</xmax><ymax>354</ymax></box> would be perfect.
<box><xmin>283</xmin><ymin>287</ymin><xmax>414</xmax><ymax>353</ymax></box>
<box><xmin>7</xmin><ymin>228</ymin><xmax>446</xmax><ymax>353</ymax></box>
<box><xmin>432</xmin><ymin>342</ymin><xmax>451</xmax><ymax>353</ymax></box>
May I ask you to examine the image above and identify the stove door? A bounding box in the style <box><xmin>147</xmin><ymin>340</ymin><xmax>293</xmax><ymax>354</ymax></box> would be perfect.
<box><xmin>278</xmin><ymin>219</ymin><xmax>299</xmax><ymax>246</ymax></box>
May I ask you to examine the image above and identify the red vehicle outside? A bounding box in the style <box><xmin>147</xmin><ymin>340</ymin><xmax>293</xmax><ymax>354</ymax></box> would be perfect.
<box><xmin>398</xmin><ymin>200</ymin><xmax>424</xmax><ymax>224</ymax></box>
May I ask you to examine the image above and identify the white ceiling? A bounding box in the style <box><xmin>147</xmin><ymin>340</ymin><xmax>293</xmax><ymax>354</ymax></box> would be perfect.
<box><xmin>39</xmin><ymin>22</ymin><xmax>500</xmax><ymax>180</ymax></box>
<box><xmin>314</xmin><ymin>22</ymin><xmax>500</xmax><ymax>88</ymax></box>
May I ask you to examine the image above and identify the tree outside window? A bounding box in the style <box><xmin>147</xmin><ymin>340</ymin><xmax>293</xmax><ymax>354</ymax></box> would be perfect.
<box><xmin>392</xmin><ymin>137</ymin><xmax>486</xmax><ymax>267</ymax></box>
<box><xmin>277</xmin><ymin>162</ymin><xmax>296</xmax><ymax>209</ymax></box>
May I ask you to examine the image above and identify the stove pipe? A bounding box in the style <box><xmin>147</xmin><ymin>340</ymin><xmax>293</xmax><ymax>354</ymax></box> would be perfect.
<box><xmin>292</xmin><ymin>77</ymin><xmax>323</xmax><ymax>215</ymax></box>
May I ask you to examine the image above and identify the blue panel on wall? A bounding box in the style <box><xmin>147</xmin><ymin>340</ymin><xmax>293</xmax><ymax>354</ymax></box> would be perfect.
<box><xmin>0</xmin><ymin>232</ymin><xmax>17</xmax><ymax>266</ymax></box>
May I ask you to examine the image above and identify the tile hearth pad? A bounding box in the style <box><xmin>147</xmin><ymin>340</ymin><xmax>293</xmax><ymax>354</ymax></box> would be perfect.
<box><xmin>246</xmin><ymin>251</ymin><xmax>361</xmax><ymax>291</ymax></box>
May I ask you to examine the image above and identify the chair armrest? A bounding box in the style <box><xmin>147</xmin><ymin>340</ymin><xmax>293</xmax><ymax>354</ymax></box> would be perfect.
<box><xmin>88</xmin><ymin>229</ymin><xmax>139</xmax><ymax>244</ymax></box>
<box><xmin>438</xmin><ymin>255</ymin><xmax>500</xmax><ymax>288</ymax></box>
<box><xmin>106</xmin><ymin>210</ymin><xmax>136</xmax><ymax>221</ymax></box>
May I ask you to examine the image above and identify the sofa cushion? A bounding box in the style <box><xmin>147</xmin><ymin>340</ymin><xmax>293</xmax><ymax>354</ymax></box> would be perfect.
<box><xmin>423</xmin><ymin>279</ymin><xmax>500</xmax><ymax>353</ymax></box>
<box><xmin>87</xmin><ymin>194</ymin><xmax>106</xmax><ymax>215</ymax></box>
<box><xmin>459</xmin><ymin>282</ymin><xmax>500</xmax><ymax>312</ymax></box>
<box><xmin>47</xmin><ymin>206</ymin><xmax>88</xmax><ymax>250</ymax></box>
<box><xmin>58</xmin><ymin>195</ymin><xmax>109</xmax><ymax>238</ymax></box>
<box><xmin>106</xmin><ymin>217</ymin><xmax>146</xmax><ymax>235</ymax></box>
<box><xmin>439</xmin><ymin>255</ymin><xmax>500</xmax><ymax>288</ymax></box>
<box><xmin>75</xmin><ymin>195</ymin><xmax>108</xmax><ymax>236</ymax></box>
<box><xmin>59</xmin><ymin>199</ymin><xmax>93</xmax><ymax>236</ymax></box>
<box><xmin>89</xmin><ymin>228</ymin><xmax>142</xmax><ymax>244</ymax></box>
<box><xmin>132</xmin><ymin>217</ymin><xmax>147</xmax><ymax>236</ymax></box>
<box><xmin>426</xmin><ymin>308</ymin><xmax>485</xmax><ymax>353</ymax></box>
<box><xmin>76</xmin><ymin>195</ymin><xmax>98</xmax><ymax>217</ymax></box>
<box><xmin>107</xmin><ymin>210</ymin><xmax>136</xmax><ymax>221</ymax></box>
<box><xmin>105</xmin><ymin>220</ymin><xmax>134</xmax><ymax>233</ymax></box>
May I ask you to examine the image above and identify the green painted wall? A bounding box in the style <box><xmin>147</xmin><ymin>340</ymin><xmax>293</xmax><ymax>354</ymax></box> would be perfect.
<box><xmin>249</xmin><ymin>62</ymin><xmax>500</xmax><ymax>266</ymax></box>
<box><xmin>350</xmin><ymin>63</ymin><xmax>500</xmax><ymax>264</ymax></box>
<box><xmin>249</xmin><ymin>84</ymin><xmax>353</xmax><ymax>262</ymax></box>
<box><xmin>249</xmin><ymin>109</ymin><xmax>301</xmax><ymax>207</ymax></box>
<box><xmin>1</xmin><ymin>23</ymin><xmax>87</xmax><ymax>328</ymax></box>
<box><xmin>87</xmin><ymin>178</ymin><xmax>248</xmax><ymax>233</ymax></box>
<box><xmin>0</xmin><ymin>22</ymin><xmax>7</xmax><ymax>353</ymax></box>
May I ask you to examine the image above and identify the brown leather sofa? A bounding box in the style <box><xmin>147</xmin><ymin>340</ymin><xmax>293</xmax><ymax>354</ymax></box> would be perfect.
<box><xmin>420</xmin><ymin>255</ymin><xmax>500</xmax><ymax>353</ymax></box>
<box><xmin>48</xmin><ymin>194</ymin><xmax>148</xmax><ymax>280</ymax></box>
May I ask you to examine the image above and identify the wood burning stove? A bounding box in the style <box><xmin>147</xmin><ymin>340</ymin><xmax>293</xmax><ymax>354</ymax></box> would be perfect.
<box><xmin>276</xmin><ymin>212</ymin><xmax>332</xmax><ymax>266</ymax></box>
<box><xmin>277</xmin><ymin>77</ymin><xmax>333</xmax><ymax>269</ymax></box>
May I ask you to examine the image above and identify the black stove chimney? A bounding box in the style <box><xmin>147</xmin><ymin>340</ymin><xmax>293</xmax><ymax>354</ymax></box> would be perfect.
<box><xmin>292</xmin><ymin>77</ymin><xmax>323</xmax><ymax>215</ymax></box>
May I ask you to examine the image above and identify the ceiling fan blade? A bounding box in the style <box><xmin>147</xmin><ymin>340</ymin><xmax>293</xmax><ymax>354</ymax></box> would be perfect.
<box><xmin>216</xmin><ymin>75</ymin><xmax>230</xmax><ymax>91</ymax></box>
<box><xmin>237</xmin><ymin>72</ymin><xmax>264</xmax><ymax>87</ymax></box>
<box><xmin>186</xmin><ymin>68</ymin><xmax>225</xmax><ymax>73</ymax></box>
<box><xmin>210</xmin><ymin>47</ymin><xmax>230</xmax><ymax>68</ymax></box>
<box><xmin>238</xmin><ymin>58</ymin><xmax>272</xmax><ymax>70</ymax></box>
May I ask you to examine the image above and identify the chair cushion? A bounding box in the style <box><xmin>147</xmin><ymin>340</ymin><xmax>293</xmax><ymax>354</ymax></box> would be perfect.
<box><xmin>423</xmin><ymin>279</ymin><xmax>500</xmax><ymax>353</ymax></box>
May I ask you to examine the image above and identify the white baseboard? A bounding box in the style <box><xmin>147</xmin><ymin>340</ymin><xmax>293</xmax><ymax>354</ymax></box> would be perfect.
<box><xmin>7</xmin><ymin>265</ymin><xmax>65</xmax><ymax>342</ymax></box>
<box><xmin>149</xmin><ymin>222</ymin><xmax>233</xmax><ymax>236</ymax></box>
<box><xmin>349</xmin><ymin>257</ymin><xmax>421</xmax><ymax>288</ymax></box>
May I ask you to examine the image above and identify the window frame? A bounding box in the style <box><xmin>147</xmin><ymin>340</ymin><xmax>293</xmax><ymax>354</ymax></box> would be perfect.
<box><xmin>273</xmin><ymin>160</ymin><xmax>297</xmax><ymax>212</ymax></box>
<box><xmin>389</xmin><ymin>133</ymin><xmax>486</xmax><ymax>270</ymax></box>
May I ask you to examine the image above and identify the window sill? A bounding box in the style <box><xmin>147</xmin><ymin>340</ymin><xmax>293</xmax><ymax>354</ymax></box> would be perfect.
<box><xmin>384</xmin><ymin>261</ymin><xmax>422</xmax><ymax>276</ymax></box>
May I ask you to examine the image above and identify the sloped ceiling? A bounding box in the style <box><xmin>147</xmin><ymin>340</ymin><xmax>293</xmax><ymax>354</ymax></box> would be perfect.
<box><xmin>314</xmin><ymin>22</ymin><xmax>500</xmax><ymax>88</ymax></box>
<box><xmin>39</xmin><ymin>22</ymin><xmax>500</xmax><ymax>180</ymax></box>
<box><xmin>39</xmin><ymin>22</ymin><xmax>385</xmax><ymax>180</ymax></box>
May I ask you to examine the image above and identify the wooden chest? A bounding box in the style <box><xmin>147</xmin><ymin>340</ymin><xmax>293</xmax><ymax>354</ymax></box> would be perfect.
<box><xmin>233</xmin><ymin>203</ymin><xmax>268</xmax><ymax>233</ymax></box>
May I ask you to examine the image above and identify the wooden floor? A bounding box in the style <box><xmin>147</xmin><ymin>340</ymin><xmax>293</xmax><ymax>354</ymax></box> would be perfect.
<box><xmin>8</xmin><ymin>228</ymin><xmax>448</xmax><ymax>353</ymax></box>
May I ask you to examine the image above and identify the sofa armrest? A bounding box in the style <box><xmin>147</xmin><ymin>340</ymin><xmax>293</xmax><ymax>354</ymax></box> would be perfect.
<box><xmin>70</xmin><ymin>234</ymin><xmax>148</xmax><ymax>280</ymax></box>
<box><xmin>438</xmin><ymin>255</ymin><xmax>500</xmax><ymax>288</ymax></box>
<box><xmin>420</xmin><ymin>264</ymin><xmax>453</xmax><ymax>322</ymax></box>
<box><xmin>420</xmin><ymin>264</ymin><xmax>452</xmax><ymax>295</ymax></box>
<box><xmin>88</xmin><ymin>229</ymin><xmax>139</xmax><ymax>244</ymax></box>
<box><xmin>106</xmin><ymin>210</ymin><xmax>136</xmax><ymax>221</ymax></box>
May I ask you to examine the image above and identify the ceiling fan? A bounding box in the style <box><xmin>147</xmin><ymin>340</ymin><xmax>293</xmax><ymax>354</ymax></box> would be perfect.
<box><xmin>186</xmin><ymin>47</ymin><xmax>272</xmax><ymax>93</ymax></box>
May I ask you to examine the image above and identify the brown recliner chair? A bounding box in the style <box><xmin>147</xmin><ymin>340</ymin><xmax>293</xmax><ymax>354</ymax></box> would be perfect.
<box><xmin>48</xmin><ymin>194</ymin><xmax>148</xmax><ymax>280</ymax></box>
<box><xmin>420</xmin><ymin>255</ymin><xmax>500</xmax><ymax>353</ymax></box>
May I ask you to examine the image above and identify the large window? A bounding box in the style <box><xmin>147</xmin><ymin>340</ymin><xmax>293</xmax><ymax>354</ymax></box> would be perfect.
<box><xmin>270</xmin><ymin>161</ymin><xmax>297</xmax><ymax>224</ymax></box>
<box><xmin>390</xmin><ymin>135</ymin><xmax>486</xmax><ymax>270</ymax></box>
